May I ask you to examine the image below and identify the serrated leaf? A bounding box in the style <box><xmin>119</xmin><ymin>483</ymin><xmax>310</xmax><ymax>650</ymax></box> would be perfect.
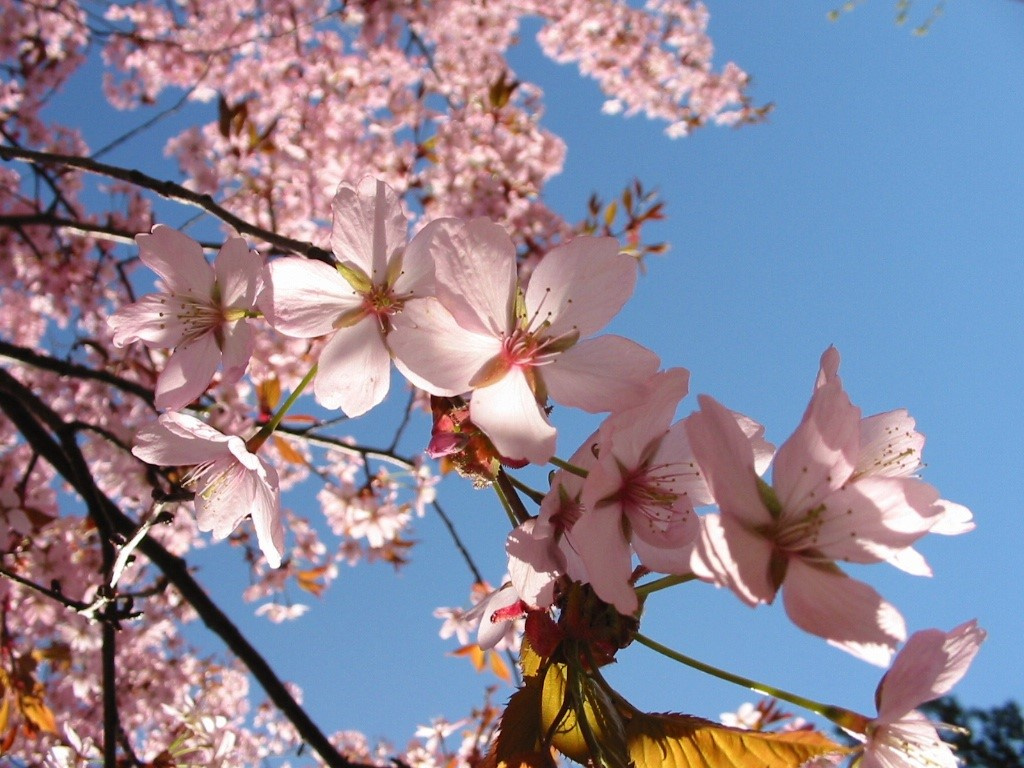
<box><xmin>519</xmin><ymin>638</ymin><xmax>543</xmax><ymax>680</ymax></box>
<box><xmin>482</xmin><ymin>679</ymin><xmax>556</xmax><ymax>768</ymax></box>
<box><xmin>625</xmin><ymin>711</ymin><xmax>849</xmax><ymax>768</ymax></box>
<box><xmin>541</xmin><ymin>664</ymin><xmax>628</xmax><ymax>768</ymax></box>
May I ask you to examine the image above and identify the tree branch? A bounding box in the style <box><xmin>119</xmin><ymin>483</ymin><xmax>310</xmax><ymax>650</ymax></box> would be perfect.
<box><xmin>0</xmin><ymin>144</ymin><xmax>333</xmax><ymax>263</ymax></box>
<box><xmin>0</xmin><ymin>368</ymin><xmax>358</xmax><ymax>768</ymax></box>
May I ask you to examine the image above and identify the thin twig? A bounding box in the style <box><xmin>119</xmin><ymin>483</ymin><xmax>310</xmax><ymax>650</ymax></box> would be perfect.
<box><xmin>0</xmin><ymin>144</ymin><xmax>333</xmax><ymax>263</ymax></box>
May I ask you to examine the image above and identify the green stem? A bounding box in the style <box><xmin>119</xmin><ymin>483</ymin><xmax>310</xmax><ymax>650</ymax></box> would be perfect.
<box><xmin>633</xmin><ymin>632</ymin><xmax>868</xmax><ymax>732</ymax></box>
<box><xmin>247</xmin><ymin>364</ymin><xmax>317</xmax><ymax>452</ymax></box>
<box><xmin>634</xmin><ymin>573</ymin><xmax>696</xmax><ymax>597</ymax></box>
<box><xmin>492</xmin><ymin>470</ymin><xmax>525</xmax><ymax>528</ymax></box>
<box><xmin>495</xmin><ymin>469</ymin><xmax>532</xmax><ymax>526</ymax></box>
<box><xmin>505</xmin><ymin>473</ymin><xmax>546</xmax><ymax>505</ymax></box>
<box><xmin>549</xmin><ymin>455</ymin><xmax>588</xmax><ymax>478</ymax></box>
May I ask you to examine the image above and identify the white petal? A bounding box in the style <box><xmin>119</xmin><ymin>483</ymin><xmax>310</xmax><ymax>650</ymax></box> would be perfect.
<box><xmin>155</xmin><ymin>333</ymin><xmax>221</xmax><ymax>410</ymax></box>
<box><xmin>137</xmin><ymin>225</ymin><xmax>214</xmax><ymax>300</ymax></box>
<box><xmin>543</xmin><ymin>335</ymin><xmax>660</xmax><ymax>413</ymax></box>
<box><xmin>389</xmin><ymin>298</ymin><xmax>501</xmax><ymax>396</ymax></box>
<box><xmin>470</xmin><ymin>367</ymin><xmax>556</xmax><ymax>465</ymax></box>
<box><xmin>331</xmin><ymin>177</ymin><xmax>408</xmax><ymax>282</ymax></box>
<box><xmin>260</xmin><ymin>257</ymin><xmax>362</xmax><ymax>338</ymax></box>
<box><xmin>525</xmin><ymin>237</ymin><xmax>636</xmax><ymax>339</ymax></box>
<box><xmin>313</xmin><ymin>314</ymin><xmax>392</xmax><ymax>416</ymax></box>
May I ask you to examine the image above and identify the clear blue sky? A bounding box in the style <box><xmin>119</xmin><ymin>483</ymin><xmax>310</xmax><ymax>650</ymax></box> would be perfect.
<box><xmin>48</xmin><ymin>0</ymin><xmax>1024</xmax><ymax>753</ymax></box>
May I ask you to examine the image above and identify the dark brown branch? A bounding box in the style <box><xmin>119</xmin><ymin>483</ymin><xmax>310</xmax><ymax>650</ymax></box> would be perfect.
<box><xmin>0</xmin><ymin>212</ymin><xmax>222</xmax><ymax>250</ymax></box>
<box><xmin>0</xmin><ymin>369</ymin><xmax>356</xmax><ymax>768</ymax></box>
<box><xmin>0</xmin><ymin>338</ymin><xmax>156</xmax><ymax>407</ymax></box>
<box><xmin>0</xmin><ymin>144</ymin><xmax>334</xmax><ymax>264</ymax></box>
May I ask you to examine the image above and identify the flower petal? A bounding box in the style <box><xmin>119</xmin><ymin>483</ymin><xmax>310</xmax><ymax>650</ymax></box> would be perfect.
<box><xmin>136</xmin><ymin>225</ymin><xmax>214</xmax><ymax>300</ymax></box>
<box><xmin>260</xmin><ymin>257</ymin><xmax>362</xmax><ymax>337</ymax></box>
<box><xmin>773</xmin><ymin>359</ymin><xmax>860</xmax><ymax>519</ymax></box>
<box><xmin>431</xmin><ymin>218</ymin><xmax>516</xmax><ymax>337</ymax></box>
<box><xmin>313</xmin><ymin>314</ymin><xmax>392</xmax><ymax>416</ymax></box>
<box><xmin>506</xmin><ymin>519</ymin><xmax>562</xmax><ymax>609</ymax></box>
<box><xmin>331</xmin><ymin>177</ymin><xmax>408</xmax><ymax>282</ymax></box>
<box><xmin>855</xmin><ymin>409</ymin><xmax>925</xmax><ymax>479</ymax></box>
<box><xmin>389</xmin><ymin>297</ymin><xmax>502</xmax><ymax>396</ymax></box>
<box><xmin>570</xmin><ymin>507</ymin><xmax>638</xmax><ymax>615</ymax></box>
<box><xmin>525</xmin><ymin>237</ymin><xmax>636</xmax><ymax>339</ymax></box>
<box><xmin>132</xmin><ymin>412</ymin><xmax>230</xmax><ymax>467</ymax></box>
<box><xmin>876</xmin><ymin>619</ymin><xmax>986</xmax><ymax>722</ymax></box>
<box><xmin>470</xmin><ymin>367</ymin><xmax>556</xmax><ymax>465</ymax></box>
<box><xmin>782</xmin><ymin>558</ymin><xmax>906</xmax><ymax>667</ymax></box>
<box><xmin>543</xmin><ymin>335</ymin><xmax>660</xmax><ymax>413</ymax></box>
<box><xmin>811</xmin><ymin>476</ymin><xmax>941</xmax><ymax>564</ymax></box>
<box><xmin>108</xmin><ymin>293</ymin><xmax>187</xmax><ymax>348</ymax></box>
<box><xmin>685</xmin><ymin>394</ymin><xmax>772</xmax><ymax>529</ymax></box>
<box><xmin>155</xmin><ymin>333</ymin><xmax>221</xmax><ymax>410</ymax></box>
<box><xmin>219</xmin><ymin>319</ymin><xmax>254</xmax><ymax>386</ymax></box>
<box><xmin>215</xmin><ymin>237</ymin><xmax>262</xmax><ymax>309</ymax></box>
<box><xmin>248</xmin><ymin>460</ymin><xmax>284</xmax><ymax>568</ymax></box>
<box><xmin>689</xmin><ymin>513</ymin><xmax>777</xmax><ymax>606</ymax></box>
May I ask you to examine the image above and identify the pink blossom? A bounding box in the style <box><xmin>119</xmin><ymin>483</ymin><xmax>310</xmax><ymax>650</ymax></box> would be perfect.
<box><xmin>389</xmin><ymin>221</ymin><xmax>659</xmax><ymax>464</ymax></box>
<box><xmin>259</xmin><ymin>177</ymin><xmax>434</xmax><ymax>416</ymax></box>
<box><xmin>686</xmin><ymin>348</ymin><xmax>944</xmax><ymax>665</ymax></box>
<box><xmin>856</xmin><ymin>620</ymin><xmax>986</xmax><ymax>768</ymax></box>
<box><xmin>507</xmin><ymin>372</ymin><xmax>771</xmax><ymax>615</ymax></box>
<box><xmin>572</xmin><ymin>368</ymin><xmax>699</xmax><ymax>614</ymax></box>
<box><xmin>132</xmin><ymin>412</ymin><xmax>284</xmax><ymax>567</ymax></box>
<box><xmin>108</xmin><ymin>226</ymin><xmax>262</xmax><ymax>410</ymax></box>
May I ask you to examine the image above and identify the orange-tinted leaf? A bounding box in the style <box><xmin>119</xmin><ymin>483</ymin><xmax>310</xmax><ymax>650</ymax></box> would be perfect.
<box><xmin>258</xmin><ymin>377</ymin><xmax>282</xmax><ymax>412</ymax></box>
<box><xmin>32</xmin><ymin>642</ymin><xmax>71</xmax><ymax>672</ymax></box>
<box><xmin>272</xmin><ymin>435</ymin><xmax>305</xmax><ymax>465</ymax></box>
<box><xmin>295</xmin><ymin>566</ymin><xmax>329</xmax><ymax>597</ymax></box>
<box><xmin>19</xmin><ymin>694</ymin><xmax>57</xmax><ymax>734</ymax></box>
<box><xmin>625</xmin><ymin>711</ymin><xmax>849</xmax><ymax>768</ymax></box>
<box><xmin>452</xmin><ymin>644</ymin><xmax>487</xmax><ymax>672</ymax></box>
<box><xmin>0</xmin><ymin>695</ymin><xmax>9</xmax><ymax>739</ymax></box>
<box><xmin>489</xmin><ymin>650</ymin><xmax>512</xmax><ymax>683</ymax></box>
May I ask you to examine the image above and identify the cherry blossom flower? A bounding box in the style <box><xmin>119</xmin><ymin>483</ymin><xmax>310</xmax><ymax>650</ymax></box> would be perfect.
<box><xmin>259</xmin><ymin>177</ymin><xmax>434</xmax><ymax>416</ymax></box>
<box><xmin>686</xmin><ymin>348</ymin><xmax>945</xmax><ymax>666</ymax></box>
<box><xmin>822</xmin><ymin>348</ymin><xmax>975</xmax><ymax>577</ymax></box>
<box><xmin>132</xmin><ymin>412</ymin><xmax>284</xmax><ymax>567</ymax></box>
<box><xmin>389</xmin><ymin>220</ymin><xmax>659</xmax><ymax>464</ymax></box>
<box><xmin>571</xmin><ymin>368</ymin><xmax>699</xmax><ymax>613</ymax></box>
<box><xmin>109</xmin><ymin>226</ymin><xmax>262</xmax><ymax>410</ymax></box>
<box><xmin>505</xmin><ymin>372</ymin><xmax>772</xmax><ymax>616</ymax></box>
<box><xmin>855</xmin><ymin>619</ymin><xmax>986</xmax><ymax>768</ymax></box>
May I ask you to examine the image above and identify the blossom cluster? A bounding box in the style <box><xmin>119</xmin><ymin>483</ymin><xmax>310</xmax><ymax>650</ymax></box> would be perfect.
<box><xmin>0</xmin><ymin>1</ymin><xmax>987</xmax><ymax>765</ymax></box>
<box><xmin>104</xmin><ymin>172</ymin><xmax>985</xmax><ymax>768</ymax></box>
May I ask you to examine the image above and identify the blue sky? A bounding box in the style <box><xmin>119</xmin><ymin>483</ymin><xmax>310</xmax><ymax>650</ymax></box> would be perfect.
<box><xmin>41</xmin><ymin>0</ymin><xmax>1024</xmax><ymax>755</ymax></box>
